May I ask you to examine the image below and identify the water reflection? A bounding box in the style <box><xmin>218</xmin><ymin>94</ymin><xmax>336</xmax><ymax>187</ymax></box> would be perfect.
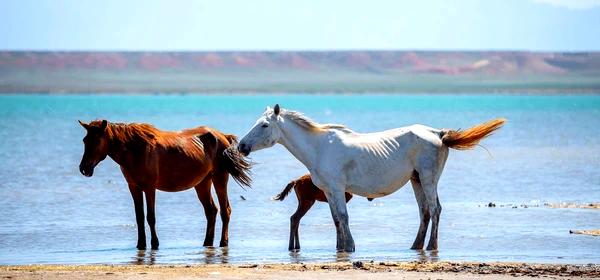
<box><xmin>335</xmin><ymin>251</ymin><xmax>353</xmax><ymax>262</ymax></box>
<box><xmin>288</xmin><ymin>249</ymin><xmax>441</xmax><ymax>264</ymax></box>
<box><xmin>289</xmin><ymin>250</ymin><xmax>313</xmax><ymax>263</ymax></box>
<box><xmin>192</xmin><ymin>247</ymin><xmax>229</xmax><ymax>264</ymax></box>
<box><xmin>415</xmin><ymin>250</ymin><xmax>439</xmax><ymax>262</ymax></box>
<box><xmin>131</xmin><ymin>250</ymin><xmax>157</xmax><ymax>265</ymax></box>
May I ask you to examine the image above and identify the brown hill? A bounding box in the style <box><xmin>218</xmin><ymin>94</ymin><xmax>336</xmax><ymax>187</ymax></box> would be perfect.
<box><xmin>0</xmin><ymin>51</ymin><xmax>599</xmax><ymax>93</ymax></box>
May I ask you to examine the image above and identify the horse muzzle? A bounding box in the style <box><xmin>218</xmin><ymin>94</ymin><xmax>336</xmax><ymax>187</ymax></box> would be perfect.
<box><xmin>237</xmin><ymin>143</ymin><xmax>252</xmax><ymax>156</ymax></box>
<box><xmin>79</xmin><ymin>164</ymin><xmax>94</xmax><ymax>177</ymax></box>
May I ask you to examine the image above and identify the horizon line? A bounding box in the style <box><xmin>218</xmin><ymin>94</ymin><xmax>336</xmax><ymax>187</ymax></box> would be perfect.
<box><xmin>2</xmin><ymin>48</ymin><xmax>600</xmax><ymax>53</ymax></box>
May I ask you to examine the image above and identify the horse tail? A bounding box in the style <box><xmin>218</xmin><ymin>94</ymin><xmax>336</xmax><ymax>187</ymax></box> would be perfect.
<box><xmin>273</xmin><ymin>180</ymin><xmax>296</xmax><ymax>201</ymax></box>
<box><xmin>441</xmin><ymin>118</ymin><xmax>506</xmax><ymax>150</ymax></box>
<box><xmin>222</xmin><ymin>146</ymin><xmax>252</xmax><ymax>188</ymax></box>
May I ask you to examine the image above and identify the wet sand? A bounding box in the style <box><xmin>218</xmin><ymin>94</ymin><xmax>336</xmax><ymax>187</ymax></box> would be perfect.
<box><xmin>2</xmin><ymin>261</ymin><xmax>600</xmax><ymax>279</ymax></box>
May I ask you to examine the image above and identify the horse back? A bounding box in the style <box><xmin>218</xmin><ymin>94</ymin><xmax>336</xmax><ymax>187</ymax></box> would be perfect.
<box><xmin>324</xmin><ymin>125</ymin><xmax>444</xmax><ymax>197</ymax></box>
<box><xmin>294</xmin><ymin>174</ymin><xmax>353</xmax><ymax>203</ymax></box>
<box><xmin>180</xmin><ymin>126</ymin><xmax>235</xmax><ymax>148</ymax></box>
<box><xmin>148</xmin><ymin>126</ymin><xmax>233</xmax><ymax>191</ymax></box>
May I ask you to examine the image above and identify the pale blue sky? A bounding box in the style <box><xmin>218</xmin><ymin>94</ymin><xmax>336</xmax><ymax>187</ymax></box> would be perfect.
<box><xmin>1</xmin><ymin>0</ymin><xmax>599</xmax><ymax>51</ymax></box>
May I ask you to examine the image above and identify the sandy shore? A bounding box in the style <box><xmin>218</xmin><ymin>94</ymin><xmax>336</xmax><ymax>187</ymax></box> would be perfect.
<box><xmin>2</xmin><ymin>261</ymin><xmax>599</xmax><ymax>280</ymax></box>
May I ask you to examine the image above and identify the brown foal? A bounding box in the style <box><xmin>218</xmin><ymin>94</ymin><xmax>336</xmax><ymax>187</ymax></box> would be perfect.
<box><xmin>274</xmin><ymin>174</ymin><xmax>353</xmax><ymax>251</ymax></box>
<box><xmin>78</xmin><ymin>120</ymin><xmax>251</xmax><ymax>250</ymax></box>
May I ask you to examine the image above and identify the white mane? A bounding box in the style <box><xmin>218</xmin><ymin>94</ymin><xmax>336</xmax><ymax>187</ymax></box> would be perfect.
<box><xmin>277</xmin><ymin>109</ymin><xmax>353</xmax><ymax>133</ymax></box>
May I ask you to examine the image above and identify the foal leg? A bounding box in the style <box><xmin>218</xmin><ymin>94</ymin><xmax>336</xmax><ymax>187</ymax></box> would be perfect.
<box><xmin>145</xmin><ymin>188</ymin><xmax>159</xmax><ymax>250</ymax></box>
<box><xmin>325</xmin><ymin>187</ymin><xmax>355</xmax><ymax>252</ymax></box>
<box><xmin>410</xmin><ymin>175</ymin><xmax>430</xmax><ymax>250</ymax></box>
<box><xmin>194</xmin><ymin>176</ymin><xmax>218</xmax><ymax>247</ymax></box>
<box><xmin>213</xmin><ymin>170</ymin><xmax>232</xmax><ymax>247</ymax></box>
<box><xmin>289</xmin><ymin>198</ymin><xmax>315</xmax><ymax>251</ymax></box>
<box><xmin>128</xmin><ymin>184</ymin><xmax>146</xmax><ymax>250</ymax></box>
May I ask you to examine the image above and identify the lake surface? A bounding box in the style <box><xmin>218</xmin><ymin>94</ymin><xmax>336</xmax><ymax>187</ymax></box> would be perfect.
<box><xmin>0</xmin><ymin>94</ymin><xmax>599</xmax><ymax>265</ymax></box>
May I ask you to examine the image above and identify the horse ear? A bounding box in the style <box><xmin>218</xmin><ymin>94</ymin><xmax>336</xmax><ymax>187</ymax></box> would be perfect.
<box><xmin>78</xmin><ymin>120</ymin><xmax>89</xmax><ymax>129</ymax></box>
<box><xmin>100</xmin><ymin>120</ymin><xmax>108</xmax><ymax>131</ymax></box>
<box><xmin>274</xmin><ymin>104</ymin><xmax>280</xmax><ymax>115</ymax></box>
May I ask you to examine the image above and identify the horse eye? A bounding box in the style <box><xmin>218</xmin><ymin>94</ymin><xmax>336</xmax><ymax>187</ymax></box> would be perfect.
<box><xmin>261</xmin><ymin>124</ymin><xmax>269</xmax><ymax>128</ymax></box>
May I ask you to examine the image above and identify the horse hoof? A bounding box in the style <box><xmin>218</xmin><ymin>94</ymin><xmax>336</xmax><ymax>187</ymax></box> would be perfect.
<box><xmin>345</xmin><ymin>243</ymin><xmax>355</xmax><ymax>252</ymax></box>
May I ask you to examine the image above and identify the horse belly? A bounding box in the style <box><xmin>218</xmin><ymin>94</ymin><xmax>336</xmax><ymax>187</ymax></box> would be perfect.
<box><xmin>344</xmin><ymin>158</ymin><xmax>413</xmax><ymax>198</ymax></box>
<box><xmin>156</xmin><ymin>155</ymin><xmax>211</xmax><ymax>192</ymax></box>
<box><xmin>346</xmin><ymin>173</ymin><xmax>411</xmax><ymax>198</ymax></box>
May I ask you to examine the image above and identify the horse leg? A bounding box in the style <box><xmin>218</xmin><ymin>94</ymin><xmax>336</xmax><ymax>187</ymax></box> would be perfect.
<box><xmin>324</xmin><ymin>187</ymin><xmax>355</xmax><ymax>252</ymax></box>
<box><xmin>290</xmin><ymin>198</ymin><xmax>315</xmax><ymax>251</ymax></box>
<box><xmin>128</xmin><ymin>184</ymin><xmax>146</xmax><ymax>250</ymax></box>
<box><xmin>213</xmin><ymin>170</ymin><xmax>231</xmax><ymax>247</ymax></box>
<box><xmin>145</xmin><ymin>188</ymin><xmax>159</xmax><ymax>250</ymax></box>
<box><xmin>421</xmin><ymin>177</ymin><xmax>441</xmax><ymax>251</ymax></box>
<box><xmin>427</xmin><ymin>196</ymin><xmax>442</xmax><ymax>250</ymax></box>
<box><xmin>421</xmin><ymin>149</ymin><xmax>448</xmax><ymax>251</ymax></box>
<box><xmin>410</xmin><ymin>175</ymin><xmax>430</xmax><ymax>250</ymax></box>
<box><xmin>194</xmin><ymin>176</ymin><xmax>218</xmax><ymax>247</ymax></box>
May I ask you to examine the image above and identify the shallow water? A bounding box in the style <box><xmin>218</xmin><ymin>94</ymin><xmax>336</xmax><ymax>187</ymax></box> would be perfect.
<box><xmin>0</xmin><ymin>94</ymin><xmax>599</xmax><ymax>265</ymax></box>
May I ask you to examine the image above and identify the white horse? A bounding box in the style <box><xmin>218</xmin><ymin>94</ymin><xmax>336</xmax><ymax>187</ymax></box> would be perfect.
<box><xmin>238</xmin><ymin>104</ymin><xmax>504</xmax><ymax>252</ymax></box>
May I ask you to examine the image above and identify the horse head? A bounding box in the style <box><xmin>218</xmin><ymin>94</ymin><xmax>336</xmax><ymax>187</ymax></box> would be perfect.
<box><xmin>238</xmin><ymin>104</ymin><xmax>283</xmax><ymax>156</ymax></box>
<box><xmin>78</xmin><ymin>119</ymin><xmax>109</xmax><ymax>177</ymax></box>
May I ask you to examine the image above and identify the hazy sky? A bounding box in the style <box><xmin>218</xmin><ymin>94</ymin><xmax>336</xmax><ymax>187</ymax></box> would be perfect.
<box><xmin>1</xmin><ymin>0</ymin><xmax>599</xmax><ymax>51</ymax></box>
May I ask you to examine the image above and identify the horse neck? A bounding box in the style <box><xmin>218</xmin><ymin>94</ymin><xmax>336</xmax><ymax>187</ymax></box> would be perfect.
<box><xmin>277</xmin><ymin>119</ymin><xmax>324</xmax><ymax>169</ymax></box>
<box><xmin>105</xmin><ymin>124</ymin><xmax>135</xmax><ymax>166</ymax></box>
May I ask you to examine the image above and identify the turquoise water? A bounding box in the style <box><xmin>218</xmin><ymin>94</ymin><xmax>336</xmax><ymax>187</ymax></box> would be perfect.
<box><xmin>0</xmin><ymin>94</ymin><xmax>599</xmax><ymax>265</ymax></box>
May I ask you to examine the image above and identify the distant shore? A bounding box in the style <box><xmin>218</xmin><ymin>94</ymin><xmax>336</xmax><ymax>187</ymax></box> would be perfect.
<box><xmin>1</xmin><ymin>51</ymin><xmax>599</xmax><ymax>94</ymax></box>
<box><xmin>3</xmin><ymin>261</ymin><xmax>600</xmax><ymax>279</ymax></box>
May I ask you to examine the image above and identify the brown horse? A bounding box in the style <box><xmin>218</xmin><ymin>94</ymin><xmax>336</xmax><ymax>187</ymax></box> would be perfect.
<box><xmin>78</xmin><ymin>120</ymin><xmax>251</xmax><ymax>250</ymax></box>
<box><xmin>274</xmin><ymin>174</ymin><xmax>353</xmax><ymax>251</ymax></box>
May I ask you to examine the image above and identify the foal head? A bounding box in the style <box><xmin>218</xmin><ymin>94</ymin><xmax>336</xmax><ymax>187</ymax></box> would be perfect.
<box><xmin>238</xmin><ymin>104</ymin><xmax>283</xmax><ymax>156</ymax></box>
<box><xmin>78</xmin><ymin>120</ymin><xmax>110</xmax><ymax>177</ymax></box>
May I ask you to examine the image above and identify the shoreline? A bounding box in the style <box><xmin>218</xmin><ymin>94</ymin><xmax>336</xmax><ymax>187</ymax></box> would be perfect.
<box><xmin>3</xmin><ymin>261</ymin><xmax>600</xmax><ymax>279</ymax></box>
<box><xmin>1</xmin><ymin>90</ymin><xmax>600</xmax><ymax>95</ymax></box>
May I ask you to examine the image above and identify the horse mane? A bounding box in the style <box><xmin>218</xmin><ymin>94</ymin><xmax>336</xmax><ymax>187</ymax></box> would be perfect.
<box><xmin>99</xmin><ymin>121</ymin><xmax>161</xmax><ymax>146</ymax></box>
<box><xmin>280</xmin><ymin>110</ymin><xmax>352</xmax><ymax>133</ymax></box>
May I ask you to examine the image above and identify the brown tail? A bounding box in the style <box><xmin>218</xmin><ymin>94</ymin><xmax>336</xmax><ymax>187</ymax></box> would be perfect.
<box><xmin>442</xmin><ymin>118</ymin><xmax>506</xmax><ymax>150</ymax></box>
<box><xmin>222</xmin><ymin>146</ymin><xmax>252</xmax><ymax>188</ymax></box>
<box><xmin>273</xmin><ymin>181</ymin><xmax>295</xmax><ymax>201</ymax></box>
